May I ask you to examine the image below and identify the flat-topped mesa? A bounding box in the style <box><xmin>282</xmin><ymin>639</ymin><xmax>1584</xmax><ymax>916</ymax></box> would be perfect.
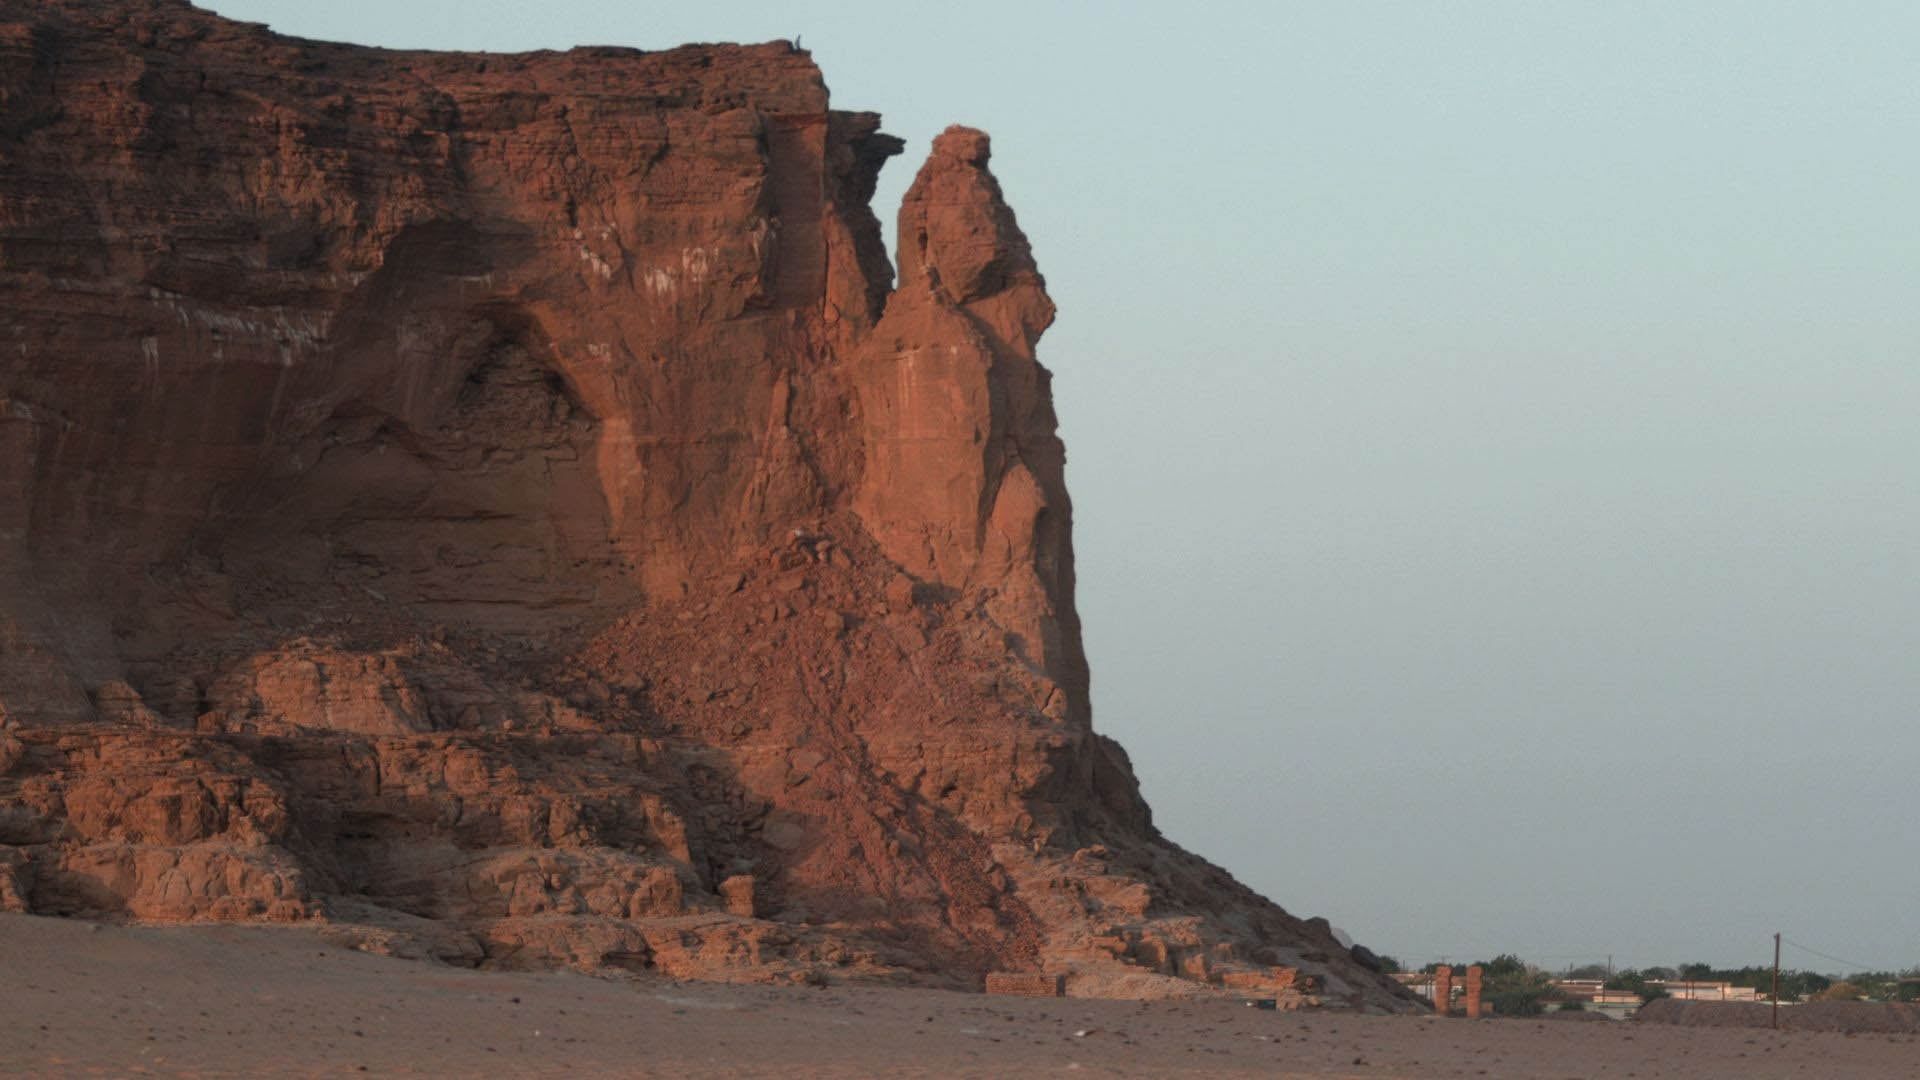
<box><xmin>0</xmin><ymin>0</ymin><xmax>1415</xmax><ymax>1010</ymax></box>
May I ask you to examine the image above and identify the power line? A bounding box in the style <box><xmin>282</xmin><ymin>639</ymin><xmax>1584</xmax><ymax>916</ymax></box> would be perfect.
<box><xmin>1780</xmin><ymin>937</ymin><xmax>1880</xmax><ymax>973</ymax></box>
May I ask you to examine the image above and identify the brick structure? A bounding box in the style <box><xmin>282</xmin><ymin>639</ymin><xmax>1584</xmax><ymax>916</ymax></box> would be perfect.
<box><xmin>1433</xmin><ymin>965</ymin><xmax>1454</xmax><ymax>1016</ymax></box>
<box><xmin>1465</xmin><ymin>965</ymin><xmax>1484</xmax><ymax>1019</ymax></box>
<box><xmin>984</xmin><ymin>972</ymin><xmax>1065</xmax><ymax>998</ymax></box>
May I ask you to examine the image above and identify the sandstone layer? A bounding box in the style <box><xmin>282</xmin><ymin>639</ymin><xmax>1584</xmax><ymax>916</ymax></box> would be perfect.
<box><xmin>0</xmin><ymin>0</ymin><xmax>1410</xmax><ymax>1008</ymax></box>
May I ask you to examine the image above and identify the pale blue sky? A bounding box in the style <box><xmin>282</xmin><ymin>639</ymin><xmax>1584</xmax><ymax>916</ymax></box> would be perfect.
<box><xmin>204</xmin><ymin>0</ymin><xmax>1920</xmax><ymax>973</ymax></box>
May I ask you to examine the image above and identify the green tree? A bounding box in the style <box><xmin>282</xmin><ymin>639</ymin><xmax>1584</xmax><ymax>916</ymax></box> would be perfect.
<box><xmin>1475</xmin><ymin>954</ymin><xmax>1555</xmax><ymax>1016</ymax></box>
<box><xmin>1603</xmin><ymin>969</ymin><xmax>1667</xmax><ymax>1003</ymax></box>
<box><xmin>1792</xmin><ymin>972</ymin><xmax>1832</xmax><ymax>1000</ymax></box>
<box><xmin>1482</xmin><ymin>953</ymin><xmax>1528</xmax><ymax>979</ymax></box>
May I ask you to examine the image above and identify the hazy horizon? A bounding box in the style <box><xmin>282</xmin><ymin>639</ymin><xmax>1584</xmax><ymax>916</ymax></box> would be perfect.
<box><xmin>202</xmin><ymin>0</ymin><xmax>1920</xmax><ymax>974</ymax></box>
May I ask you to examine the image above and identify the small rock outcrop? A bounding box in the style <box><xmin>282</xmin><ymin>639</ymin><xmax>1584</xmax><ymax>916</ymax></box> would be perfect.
<box><xmin>0</xmin><ymin>0</ymin><xmax>1413</xmax><ymax>1008</ymax></box>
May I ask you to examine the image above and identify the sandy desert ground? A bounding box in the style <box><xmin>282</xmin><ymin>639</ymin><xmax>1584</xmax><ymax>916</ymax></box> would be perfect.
<box><xmin>2</xmin><ymin>914</ymin><xmax>1914</xmax><ymax>1078</ymax></box>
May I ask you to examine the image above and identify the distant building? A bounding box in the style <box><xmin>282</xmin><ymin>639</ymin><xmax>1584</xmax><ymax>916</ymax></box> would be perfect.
<box><xmin>1650</xmin><ymin>980</ymin><xmax>1761</xmax><ymax>1002</ymax></box>
<box><xmin>1550</xmin><ymin>979</ymin><xmax>1643</xmax><ymax>1020</ymax></box>
<box><xmin>1393</xmin><ymin>971</ymin><xmax>1758</xmax><ymax>1019</ymax></box>
<box><xmin>1586</xmin><ymin>989</ymin><xmax>1647</xmax><ymax>1020</ymax></box>
<box><xmin>1391</xmin><ymin>971</ymin><xmax>1449</xmax><ymax>1004</ymax></box>
<box><xmin>1553</xmin><ymin>979</ymin><xmax>1606</xmax><ymax>1001</ymax></box>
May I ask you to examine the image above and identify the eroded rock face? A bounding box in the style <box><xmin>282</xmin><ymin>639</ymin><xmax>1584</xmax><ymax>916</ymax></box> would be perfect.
<box><xmin>0</xmin><ymin>0</ymin><xmax>1412</xmax><ymax>1008</ymax></box>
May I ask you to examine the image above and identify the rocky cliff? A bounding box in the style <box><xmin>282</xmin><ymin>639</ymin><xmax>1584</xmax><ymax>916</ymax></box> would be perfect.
<box><xmin>0</xmin><ymin>0</ymin><xmax>1410</xmax><ymax>1008</ymax></box>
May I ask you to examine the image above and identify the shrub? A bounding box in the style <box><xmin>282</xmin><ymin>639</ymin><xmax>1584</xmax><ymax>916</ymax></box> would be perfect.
<box><xmin>1817</xmin><ymin>981</ymin><xmax>1865</xmax><ymax>1002</ymax></box>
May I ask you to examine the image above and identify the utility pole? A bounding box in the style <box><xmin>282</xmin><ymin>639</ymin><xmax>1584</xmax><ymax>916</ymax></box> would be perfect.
<box><xmin>1772</xmin><ymin>933</ymin><xmax>1782</xmax><ymax>1031</ymax></box>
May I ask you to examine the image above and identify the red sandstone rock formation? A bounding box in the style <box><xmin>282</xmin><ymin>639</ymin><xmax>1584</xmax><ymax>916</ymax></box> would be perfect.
<box><xmin>0</xmin><ymin>0</ymin><xmax>1413</xmax><ymax>1008</ymax></box>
